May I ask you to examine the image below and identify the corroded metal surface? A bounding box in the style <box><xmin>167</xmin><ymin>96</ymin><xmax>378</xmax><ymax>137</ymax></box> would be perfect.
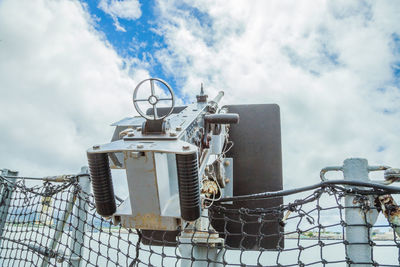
<box><xmin>376</xmin><ymin>194</ymin><xmax>400</xmax><ymax>237</ymax></box>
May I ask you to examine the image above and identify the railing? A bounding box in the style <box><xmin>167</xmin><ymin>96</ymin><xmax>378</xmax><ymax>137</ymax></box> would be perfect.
<box><xmin>0</xmin><ymin>158</ymin><xmax>399</xmax><ymax>266</ymax></box>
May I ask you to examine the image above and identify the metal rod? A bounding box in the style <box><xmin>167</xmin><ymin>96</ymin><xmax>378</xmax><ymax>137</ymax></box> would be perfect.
<box><xmin>178</xmin><ymin>209</ymin><xmax>224</xmax><ymax>267</ymax></box>
<box><xmin>69</xmin><ymin>167</ymin><xmax>91</xmax><ymax>267</ymax></box>
<box><xmin>0</xmin><ymin>169</ymin><xmax>18</xmax><ymax>249</ymax></box>
<box><xmin>0</xmin><ymin>236</ymin><xmax>58</xmax><ymax>258</ymax></box>
<box><xmin>208</xmin><ymin>91</ymin><xmax>224</xmax><ymax>113</ymax></box>
<box><xmin>3</xmin><ymin>175</ymin><xmax>75</xmax><ymax>183</ymax></box>
<box><xmin>41</xmin><ymin>178</ymin><xmax>77</xmax><ymax>267</ymax></box>
<box><xmin>211</xmin><ymin>91</ymin><xmax>224</xmax><ymax>105</ymax></box>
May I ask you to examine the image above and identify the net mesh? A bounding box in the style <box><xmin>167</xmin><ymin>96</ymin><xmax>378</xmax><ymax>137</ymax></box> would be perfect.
<box><xmin>0</xmin><ymin>174</ymin><xmax>399</xmax><ymax>266</ymax></box>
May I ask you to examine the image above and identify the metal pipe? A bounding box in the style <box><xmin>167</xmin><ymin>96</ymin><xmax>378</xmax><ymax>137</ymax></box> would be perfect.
<box><xmin>0</xmin><ymin>169</ymin><xmax>18</xmax><ymax>249</ymax></box>
<box><xmin>211</xmin><ymin>91</ymin><xmax>224</xmax><ymax>105</ymax></box>
<box><xmin>69</xmin><ymin>166</ymin><xmax>91</xmax><ymax>267</ymax></box>
<box><xmin>320</xmin><ymin>166</ymin><xmax>342</xmax><ymax>181</ymax></box>
<box><xmin>208</xmin><ymin>91</ymin><xmax>224</xmax><ymax>113</ymax></box>
<box><xmin>3</xmin><ymin>175</ymin><xmax>75</xmax><ymax>183</ymax></box>
<box><xmin>178</xmin><ymin>209</ymin><xmax>224</xmax><ymax>267</ymax></box>
<box><xmin>41</xmin><ymin>178</ymin><xmax>77</xmax><ymax>267</ymax></box>
<box><xmin>343</xmin><ymin>158</ymin><xmax>378</xmax><ymax>267</ymax></box>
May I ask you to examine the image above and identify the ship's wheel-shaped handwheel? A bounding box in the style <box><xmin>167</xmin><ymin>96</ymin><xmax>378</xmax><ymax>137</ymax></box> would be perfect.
<box><xmin>133</xmin><ymin>78</ymin><xmax>175</xmax><ymax>120</ymax></box>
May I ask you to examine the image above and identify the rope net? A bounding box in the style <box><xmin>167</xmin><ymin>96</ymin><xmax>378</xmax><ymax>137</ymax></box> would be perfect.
<box><xmin>0</xmin><ymin>174</ymin><xmax>399</xmax><ymax>266</ymax></box>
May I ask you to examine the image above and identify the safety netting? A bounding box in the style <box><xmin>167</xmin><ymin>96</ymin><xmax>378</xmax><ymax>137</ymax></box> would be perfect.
<box><xmin>0</xmin><ymin>173</ymin><xmax>399</xmax><ymax>266</ymax></box>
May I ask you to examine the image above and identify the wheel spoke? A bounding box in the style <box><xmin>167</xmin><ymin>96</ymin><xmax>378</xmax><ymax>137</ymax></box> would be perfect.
<box><xmin>158</xmin><ymin>98</ymin><xmax>173</xmax><ymax>101</ymax></box>
<box><xmin>134</xmin><ymin>99</ymin><xmax>148</xmax><ymax>102</ymax></box>
<box><xmin>150</xmin><ymin>79</ymin><xmax>155</xmax><ymax>95</ymax></box>
<box><xmin>153</xmin><ymin>105</ymin><xmax>158</xmax><ymax>120</ymax></box>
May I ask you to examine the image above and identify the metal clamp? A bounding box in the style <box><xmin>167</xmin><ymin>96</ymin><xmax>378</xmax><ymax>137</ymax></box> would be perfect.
<box><xmin>320</xmin><ymin>166</ymin><xmax>343</xmax><ymax>181</ymax></box>
<box><xmin>320</xmin><ymin>160</ymin><xmax>392</xmax><ymax>184</ymax></box>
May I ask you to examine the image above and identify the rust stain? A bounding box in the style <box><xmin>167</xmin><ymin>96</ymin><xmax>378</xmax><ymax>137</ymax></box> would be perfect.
<box><xmin>131</xmin><ymin>213</ymin><xmax>168</xmax><ymax>230</ymax></box>
<box><xmin>145</xmin><ymin>167</ymin><xmax>156</xmax><ymax>173</ymax></box>
<box><xmin>375</xmin><ymin>194</ymin><xmax>400</xmax><ymax>218</ymax></box>
<box><xmin>201</xmin><ymin>180</ymin><xmax>218</xmax><ymax>197</ymax></box>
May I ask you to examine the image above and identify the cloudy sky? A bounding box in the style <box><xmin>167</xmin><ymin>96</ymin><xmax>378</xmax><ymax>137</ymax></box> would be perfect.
<box><xmin>1</xmin><ymin>0</ymin><xmax>400</xmax><ymax>191</ymax></box>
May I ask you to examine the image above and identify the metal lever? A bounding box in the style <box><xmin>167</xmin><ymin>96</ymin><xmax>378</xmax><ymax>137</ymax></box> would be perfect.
<box><xmin>204</xmin><ymin>113</ymin><xmax>240</xmax><ymax>124</ymax></box>
<box><xmin>202</xmin><ymin>113</ymin><xmax>239</xmax><ymax>148</ymax></box>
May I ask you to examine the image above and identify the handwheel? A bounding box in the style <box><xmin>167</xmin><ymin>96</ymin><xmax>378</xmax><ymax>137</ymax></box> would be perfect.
<box><xmin>133</xmin><ymin>78</ymin><xmax>175</xmax><ymax>120</ymax></box>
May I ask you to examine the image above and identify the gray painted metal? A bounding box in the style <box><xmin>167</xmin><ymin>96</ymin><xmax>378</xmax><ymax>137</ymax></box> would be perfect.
<box><xmin>114</xmin><ymin>151</ymin><xmax>181</xmax><ymax>230</ymax></box>
<box><xmin>0</xmin><ymin>169</ymin><xmax>18</xmax><ymax>249</ymax></box>
<box><xmin>69</xmin><ymin>167</ymin><xmax>91</xmax><ymax>267</ymax></box>
<box><xmin>92</xmin><ymin>87</ymin><xmax>231</xmax><ymax>232</ymax></box>
<box><xmin>342</xmin><ymin>158</ymin><xmax>379</xmax><ymax>267</ymax></box>
<box><xmin>178</xmin><ymin>210</ymin><xmax>224</xmax><ymax>267</ymax></box>
<box><xmin>112</xmin><ymin>102</ymin><xmax>208</xmax><ymax>141</ymax></box>
<box><xmin>41</xmin><ymin>177</ymin><xmax>77</xmax><ymax>267</ymax></box>
<box><xmin>179</xmin><ymin>244</ymin><xmax>221</xmax><ymax>267</ymax></box>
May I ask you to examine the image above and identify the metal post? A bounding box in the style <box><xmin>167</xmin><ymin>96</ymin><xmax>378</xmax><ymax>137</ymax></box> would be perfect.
<box><xmin>179</xmin><ymin>242</ymin><xmax>220</xmax><ymax>267</ymax></box>
<box><xmin>0</xmin><ymin>169</ymin><xmax>18</xmax><ymax>248</ymax></box>
<box><xmin>41</xmin><ymin>175</ymin><xmax>77</xmax><ymax>267</ymax></box>
<box><xmin>69</xmin><ymin>167</ymin><xmax>91</xmax><ymax>267</ymax></box>
<box><xmin>343</xmin><ymin>158</ymin><xmax>378</xmax><ymax>267</ymax></box>
<box><xmin>178</xmin><ymin>210</ymin><xmax>224</xmax><ymax>267</ymax></box>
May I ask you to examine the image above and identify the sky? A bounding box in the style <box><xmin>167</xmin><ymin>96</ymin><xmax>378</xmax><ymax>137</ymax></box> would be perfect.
<box><xmin>1</xmin><ymin>0</ymin><xmax>400</xmax><ymax>193</ymax></box>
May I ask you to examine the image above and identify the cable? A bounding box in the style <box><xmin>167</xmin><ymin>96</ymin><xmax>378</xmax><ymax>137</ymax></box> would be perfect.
<box><xmin>129</xmin><ymin>229</ymin><xmax>143</xmax><ymax>267</ymax></box>
<box><xmin>217</xmin><ymin>179</ymin><xmax>400</xmax><ymax>203</ymax></box>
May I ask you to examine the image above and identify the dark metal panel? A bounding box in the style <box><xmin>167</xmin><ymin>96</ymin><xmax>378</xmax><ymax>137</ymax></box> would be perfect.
<box><xmin>211</xmin><ymin>104</ymin><xmax>284</xmax><ymax>250</ymax></box>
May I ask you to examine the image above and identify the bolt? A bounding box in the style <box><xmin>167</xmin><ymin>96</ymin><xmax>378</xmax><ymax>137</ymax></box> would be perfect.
<box><xmin>127</xmin><ymin>132</ymin><xmax>134</xmax><ymax>137</ymax></box>
<box><xmin>137</xmin><ymin>127</ymin><xmax>142</xmax><ymax>132</ymax></box>
<box><xmin>182</xmin><ymin>145</ymin><xmax>190</xmax><ymax>150</ymax></box>
<box><xmin>224</xmin><ymin>160</ymin><xmax>230</xmax><ymax>166</ymax></box>
<box><xmin>137</xmin><ymin>144</ymin><xmax>144</xmax><ymax>149</ymax></box>
<box><xmin>169</xmin><ymin>131</ymin><xmax>177</xmax><ymax>137</ymax></box>
<box><xmin>176</xmin><ymin>126</ymin><xmax>182</xmax><ymax>131</ymax></box>
<box><xmin>225</xmin><ymin>178</ymin><xmax>230</xmax><ymax>184</ymax></box>
<box><xmin>93</xmin><ymin>145</ymin><xmax>100</xmax><ymax>150</ymax></box>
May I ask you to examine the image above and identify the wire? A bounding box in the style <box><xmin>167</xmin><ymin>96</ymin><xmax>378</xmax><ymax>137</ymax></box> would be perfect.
<box><xmin>217</xmin><ymin>179</ymin><xmax>400</xmax><ymax>203</ymax></box>
<box><xmin>129</xmin><ymin>229</ymin><xmax>142</xmax><ymax>267</ymax></box>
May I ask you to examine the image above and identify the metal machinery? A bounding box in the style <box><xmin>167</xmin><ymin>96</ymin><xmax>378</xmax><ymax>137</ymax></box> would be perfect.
<box><xmin>87</xmin><ymin>78</ymin><xmax>283</xmax><ymax>251</ymax></box>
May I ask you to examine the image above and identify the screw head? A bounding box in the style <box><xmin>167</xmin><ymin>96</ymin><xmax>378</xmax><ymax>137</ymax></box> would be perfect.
<box><xmin>176</xmin><ymin>126</ymin><xmax>182</xmax><ymax>131</ymax></box>
<box><xmin>182</xmin><ymin>145</ymin><xmax>190</xmax><ymax>150</ymax></box>
<box><xmin>169</xmin><ymin>131</ymin><xmax>177</xmax><ymax>137</ymax></box>
<box><xmin>224</xmin><ymin>160</ymin><xmax>230</xmax><ymax>166</ymax></box>
<box><xmin>225</xmin><ymin>178</ymin><xmax>230</xmax><ymax>184</ymax></box>
<box><xmin>93</xmin><ymin>145</ymin><xmax>100</xmax><ymax>150</ymax></box>
<box><xmin>127</xmin><ymin>132</ymin><xmax>134</xmax><ymax>137</ymax></box>
<box><xmin>137</xmin><ymin>144</ymin><xmax>144</xmax><ymax>149</ymax></box>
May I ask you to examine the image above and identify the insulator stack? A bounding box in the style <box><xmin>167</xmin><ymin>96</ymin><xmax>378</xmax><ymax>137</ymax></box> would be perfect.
<box><xmin>87</xmin><ymin>152</ymin><xmax>116</xmax><ymax>217</ymax></box>
<box><xmin>176</xmin><ymin>153</ymin><xmax>201</xmax><ymax>221</ymax></box>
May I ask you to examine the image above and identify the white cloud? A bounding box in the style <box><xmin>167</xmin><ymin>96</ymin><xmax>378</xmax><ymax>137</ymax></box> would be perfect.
<box><xmin>0</xmin><ymin>0</ymin><xmax>148</xmax><ymax>177</ymax></box>
<box><xmin>98</xmin><ymin>0</ymin><xmax>142</xmax><ymax>31</ymax></box>
<box><xmin>2</xmin><ymin>0</ymin><xmax>400</xmax><ymax>197</ymax></box>
<box><xmin>154</xmin><ymin>0</ymin><xmax>400</xmax><ymax>188</ymax></box>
